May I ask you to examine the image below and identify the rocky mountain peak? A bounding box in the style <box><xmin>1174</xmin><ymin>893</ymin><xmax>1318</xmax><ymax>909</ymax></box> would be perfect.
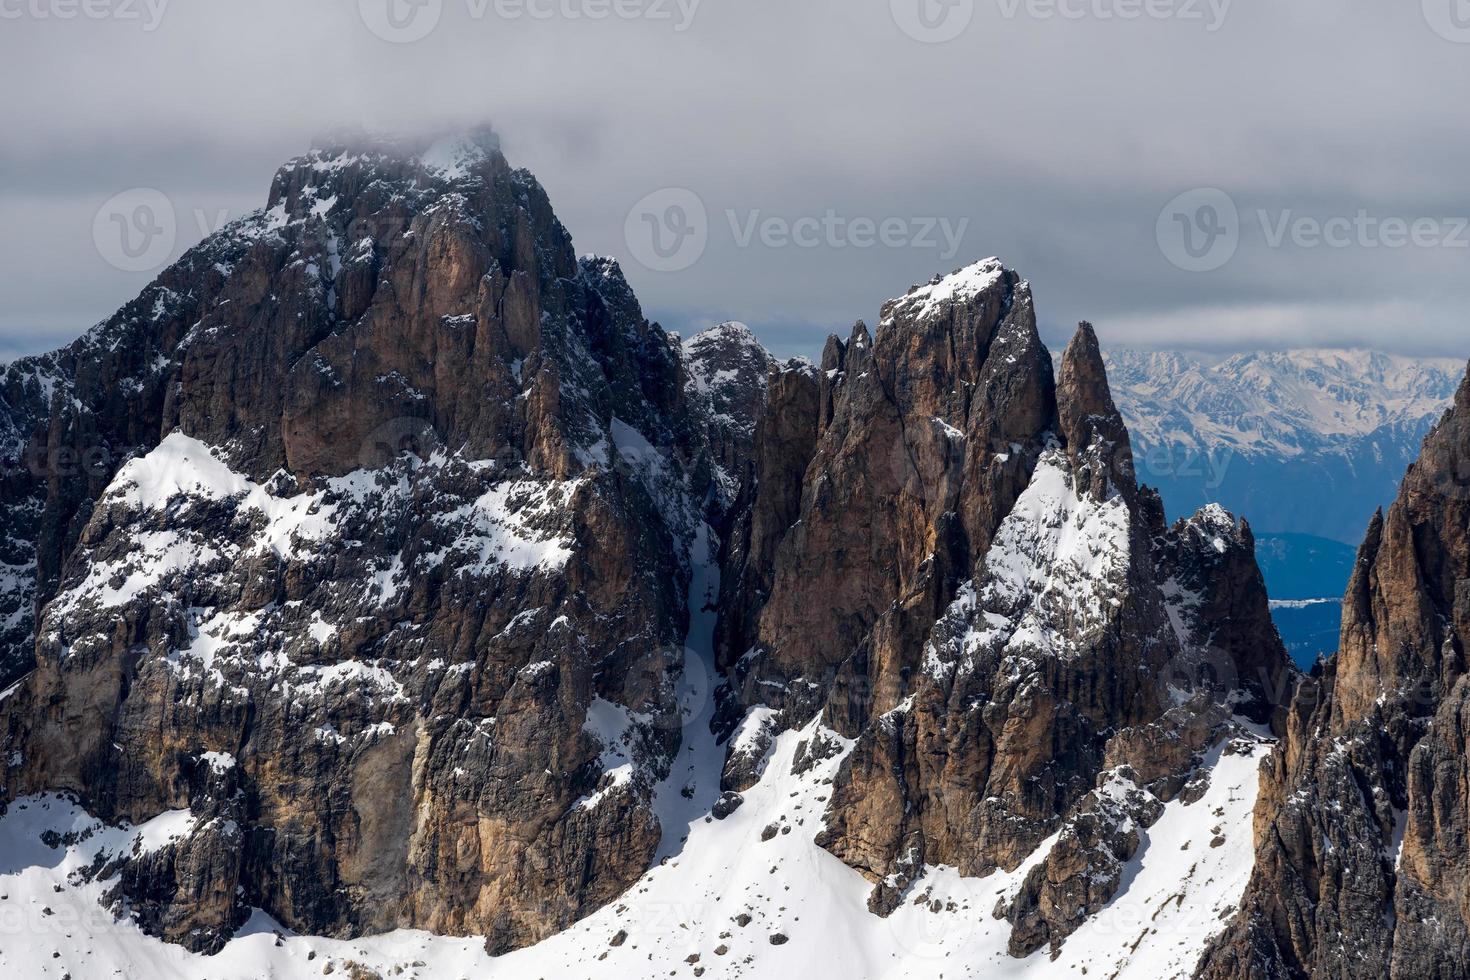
<box><xmin>685</xmin><ymin>321</ymin><xmax>782</xmax><ymax>429</ymax></box>
<box><xmin>0</xmin><ymin>132</ymin><xmax>712</xmax><ymax>956</ymax></box>
<box><xmin>0</xmin><ymin>148</ymin><xmax>1307</xmax><ymax>979</ymax></box>
<box><xmin>1058</xmin><ymin>320</ymin><xmax>1136</xmax><ymax>500</ymax></box>
<box><xmin>682</xmin><ymin>321</ymin><xmax>780</xmax><ymax>488</ymax></box>
<box><xmin>879</xmin><ymin>256</ymin><xmax>1009</xmax><ymax>328</ymax></box>
<box><xmin>1198</xmin><ymin>356</ymin><xmax>1470</xmax><ymax>979</ymax></box>
<box><xmin>704</xmin><ymin>256</ymin><xmax>1292</xmax><ymax>952</ymax></box>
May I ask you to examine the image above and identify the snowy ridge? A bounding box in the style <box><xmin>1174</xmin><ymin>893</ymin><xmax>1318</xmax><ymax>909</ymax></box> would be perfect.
<box><xmin>681</xmin><ymin>321</ymin><xmax>778</xmax><ymax>434</ymax></box>
<box><xmin>54</xmin><ymin>433</ymin><xmax>580</xmax><ymax>623</ymax></box>
<box><xmin>885</xmin><ymin>257</ymin><xmax>1007</xmax><ymax>326</ymax></box>
<box><xmin>0</xmin><ymin>724</ymin><xmax>1267</xmax><ymax>980</ymax></box>
<box><xmin>928</xmin><ymin>449</ymin><xmax>1133</xmax><ymax>676</ymax></box>
<box><xmin>40</xmin><ymin>430</ymin><xmax>590</xmax><ymax>720</ymax></box>
<box><xmin>1104</xmin><ymin>347</ymin><xmax>1462</xmax><ymax>459</ymax></box>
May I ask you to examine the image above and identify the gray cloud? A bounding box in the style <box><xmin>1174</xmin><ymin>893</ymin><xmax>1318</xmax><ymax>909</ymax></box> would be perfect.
<box><xmin>2</xmin><ymin>0</ymin><xmax>1467</xmax><ymax>362</ymax></box>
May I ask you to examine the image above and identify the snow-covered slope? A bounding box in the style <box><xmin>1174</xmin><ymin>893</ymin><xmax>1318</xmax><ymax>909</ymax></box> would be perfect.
<box><xmin>0</xmin><ymin>723</ymin><xmax>1268</xmax><ymax>980</ymax></box>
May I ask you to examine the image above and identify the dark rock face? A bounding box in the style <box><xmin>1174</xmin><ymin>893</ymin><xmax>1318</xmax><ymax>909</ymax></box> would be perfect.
<box><xmin>711</xmin><ymin>263</ymin><xmax>1294</xmax><ymax>948</ymax></box>
<box><xmin>0</xmin><ymin>137</ymin><xmax>1301</xmax><ymax>970</ymax></box>
<box><xmin>0</xmin><ymin>131</ymin><xmax>714</xmax><ymax>955</ymax></box>
<box><xmin>1003</xmin><ymin>767</ymin><xmax>1165</xmax><ymax>957</ymax></box>
<box><xmin>744</xmin><ymin>262</ymin><xmax>1059</xmax><ymax>732</ymax></box>
<box><xmin>0</xmin><ymin>221</ymin><xmax>274</xmax><ymax>691</ymax></box>
<box><xmin>681</xmin><ymin>321</ymin><xmax>780</xmax><ymax>490</ymax></box>
<box><xmin>1150</xmin><ymin>500</ymin><xmax>1295</xmax><ymax>733</ymax></box>
<box><xmin>712</xmin><ymin>358</ymin><xmax>821</xmax><ymax>673</ymax></box>
<box><xmin>1197</xmin><ymin>362</ymin><xmax>1470</xmax><ymax>980</ymax></box>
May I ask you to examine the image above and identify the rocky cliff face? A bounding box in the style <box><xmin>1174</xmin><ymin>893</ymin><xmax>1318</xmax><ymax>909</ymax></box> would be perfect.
<box><xmin>0</xmin><ymin>134</ymin><xmax>1300</xmax><ymax>974</ymax></box>
<box><xmin>681</xmin><ymin>321</ymin><xmax>780</xmax><ymax>491</ymax></box>
<box><xmin>0</xmin><ymin>131</ymin><xmax>719</xmax><ymax>955</ymax></box>
<box><xmin>1197</xmin><ymin>362</ymin><xmax>1470</xmax><ymax>980</ymax></box>
<box><xmin>714</xmin><ymin>266</ymin><xmax>1295</xmax><ymax>955</ymax></box>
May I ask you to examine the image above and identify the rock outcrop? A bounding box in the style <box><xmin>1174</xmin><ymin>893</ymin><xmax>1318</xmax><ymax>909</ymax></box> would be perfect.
<box><xmin>711</xmin><ymin>266</ymin><xmax>1295</xmax><ymax>950</ymax></box>
<box><xmin>0</xmin><ymin>134</ymin><xmax>1303</xmax><ymax>972</ymax></box>
<box><xmin>681</xmin><ymin>321</ymin><xmax>780</xmax><ymax>492</ymax></box>
<box><xmin>712</xmin><ymin>358</ymin><xmax>821</xmax><ymax>675</ymax></box>
<box><xmin>1150</xmin><ymin>499</ymin><xmax>1295</xmax><ymax>732</ymax></box>
<box><xmin>0</xmin><ymin>130</ymin><xmax>713</xmax><ymax>955</ymax></box>
<box><xmin>1197</xmin><ymin>361</ymin><xmax>1470</xmax><ymax>980</ymax></box>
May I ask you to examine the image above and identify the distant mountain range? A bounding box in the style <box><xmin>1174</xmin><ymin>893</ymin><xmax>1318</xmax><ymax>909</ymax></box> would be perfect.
<box><xmin>1101</xmin><ymin>347</ymin><xmax>1464</xmax><ymax>543</ymax></box>
<box><xmin>1100</xmin><ymin>347</ymin><xmax>1465</xmax><ymax>665</ymax></box>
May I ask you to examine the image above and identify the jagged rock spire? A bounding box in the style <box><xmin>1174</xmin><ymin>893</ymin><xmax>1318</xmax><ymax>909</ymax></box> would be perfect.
<box><xmin>1198</xmin><ymin>357</ymin><xmax>1470</xmax><ymax>979</ymax></box>
<box><xmin>1057</xmin><ymin>321</ymin><xmax>1136</xmax><ymax>499</ymax></box>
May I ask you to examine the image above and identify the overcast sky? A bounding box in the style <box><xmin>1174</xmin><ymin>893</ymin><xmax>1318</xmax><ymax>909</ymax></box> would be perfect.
<box><xmin>3</xmin><ymin>0</ymin><xmax>1468</xmax><ymax>362</ymax></box>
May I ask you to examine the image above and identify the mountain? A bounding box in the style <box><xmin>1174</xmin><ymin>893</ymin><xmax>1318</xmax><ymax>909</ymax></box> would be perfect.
<box><xmin>1198</xmin><ymin>360</ymin><xmax>1470</xmax><ymax>979</ymax></box>
<box><xmin>1101</xmin><ymin>347</ymin><xmax>1463</xmax><ymax>546</ymax></box>
<box><xmin>12</xmin><ymin>131</ymin><xmax>1467</xmax><ymax>980</ymax></box>
<box><xmin>1101</xmin><ymin>348</ymin><xmax>1461</xmax><ymax>671</ymax></box>
<box><xmin>0</xmin><ymin>130</ymin><xmax>722</xmax><ymax>956</ymax></box>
